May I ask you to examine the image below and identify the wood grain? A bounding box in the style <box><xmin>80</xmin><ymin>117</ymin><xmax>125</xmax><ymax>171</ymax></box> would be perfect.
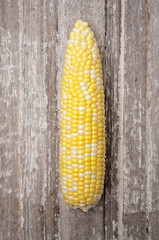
<box><xmin>105</xmin><ymin>0</ymin><xmax>121</xmax><ymax>239</ymax></box>
<box><xmin>18</xmin><ymin>0</ymin><xmax>59</xmax><ymax>239</ymax></box>
<box><xmin>19</xmin><ymin>1</ymin><xmax>47</xmax><ymax>238</ymax></box>
<box><xmin>0</xmin><ymin>0</ymin><xmax>59</xmax><ymax>239</ymax></box>
<box><xmin>123</xmin><ymin>1</ymin><xmax>148</xmax><ymax>239</ymax></box>
<box><xmin>0</xmin><ymin>1</ymin><xmax>20</xmax><ymax>239</ymax></box>
<box><xmin>0</xmin><ymin>0</ymin><xmax>159</xmax><ymax>239</ymax></box>
<box><xmin>42</xmin><ymin>1</ymin><xmax>59</xmax><ymax>239</ymax></box>
<box><xmin>105</xmin><ymin>0</ymin><xmax>158</xmax><ymax>239</ymax></box>
<box><xmin>146</xmin><ymin>0</ymin><xmax>159</xmax><ymax>239</ymax></box>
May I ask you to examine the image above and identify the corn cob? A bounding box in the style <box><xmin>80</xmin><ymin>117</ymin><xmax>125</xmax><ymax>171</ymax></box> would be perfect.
<box><xmin>59</xmin><ymin>20</ymin><xmax>106</xmax><ymax>212</ymax></box>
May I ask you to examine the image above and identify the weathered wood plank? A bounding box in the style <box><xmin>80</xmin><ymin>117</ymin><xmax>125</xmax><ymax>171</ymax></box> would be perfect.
<box><xmin>123</xmin><ymin>1</ymin><xmax>148</xmax><ymax>239</ymax></box>
<box><xmin>0</xmin><ymin>1</ymin><xmax>21</xmax><ymax>239</ymax></box>
<box><xmin>18</xmin><ymin>0</ymin><xmax>59</xmax><ymax>239</ymax></box>
<box><xmin>146</xmin><ymin>0</ymin><xmax>159</xmax><ymax>239</ymax></box>
<box><xmin>19</xmin><ymin>1</ymin><xmax>48</xmax><ymax>238</ymax></box>
<box><xmin>57</xmin><ymin>1</ymin><xmax>106</xmax><ymax>239</ymax></box>
<box><xmin>1</xmin><ymin>0</ymin><xmax>159</xmax><ymax>239</ymax></box>
<box><xmin>42</xmin><ymin>1</ymin><xmax>59</xmax><ymax>239</ymax></box>
<box><xmin>105</xmin><ymin>0</ymin><xmax>121</xmax><ymax>239</ymax></box>
<box><xmin>105</xmin><ymin>1</ymin><xmax>149</xmax><ymax>239</ymax></box>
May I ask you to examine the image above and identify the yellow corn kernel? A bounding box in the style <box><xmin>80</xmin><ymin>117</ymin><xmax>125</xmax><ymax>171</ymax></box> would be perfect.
<box><xmin>60</xmin><ymin>20</ymin><xmax>106</xmax><ymax>212</ymax></box>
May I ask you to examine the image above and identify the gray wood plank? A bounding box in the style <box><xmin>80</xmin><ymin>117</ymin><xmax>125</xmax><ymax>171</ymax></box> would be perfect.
<box><xmin>57</xmin><ymin>1</ymin><xmax>106</xmax><ymax>239</ymax></box>
<box><xmin>105</xmin><ymin>1</ymin><xmax>122</xmax><ymax>239</ymax></box>
<box><xmin>18</xmin><ymin>0</ymin><xmax>59</xmax><ymax>239</ymax></box>
<box><xmin>0</xmin><ymin>1</ymin><xmax>21</xmax><ymax>239</ymax></box>
<box><xmin>146</xmin><ymin>1</ymin><xmax>159</xmax><ymax>239</ymax></box>
<box><xmin>42</xmin><ymin>1</ymin><xmax>59</xmax><ymax>239</ymax></box>
<box><xmin>105</xmin><ymin>0</ymin><xmax>148</xmax><ymax>239</ymax></box>
<box><xmin>19</xmin><ymin>1</ymin><xmax>47</xmax><ymax>238</ymax></box>
<box><xmin>1</xmin><ymin>0</ymin><xmax>159</xmax><ymax>239</ymax></box>
<box><xmin>123</xmin><ymin>1</ymin><xmax>148</xmax><ymax>239</ymax></box>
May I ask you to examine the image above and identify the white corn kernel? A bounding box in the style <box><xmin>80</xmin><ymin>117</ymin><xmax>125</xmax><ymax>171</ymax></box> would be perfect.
<box><xmin>78</xmin><ymin>106</ymin><xmax>86</xmax><ymax>111</ymax></box>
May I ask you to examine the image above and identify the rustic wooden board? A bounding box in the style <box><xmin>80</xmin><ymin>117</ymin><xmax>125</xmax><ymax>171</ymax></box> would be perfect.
<box><xmin>105</xmin><ymin>1</ymin><xmax>159</xmax><ymax>239</ymax></box>
<box><xmin>105</xmin><ymin>0</ymin><xmax>159</xmax><ymax>239</ymax></box>
<box><xmin>123</xmin><ymin>1</ymin><xmax>148</xmax><ymax>239</ymax></box>
<box><xmin>105</xmin><ymin>0</ymin><xmax>121</xmax><ymax>239</ymax></box>
<box><xmin>40</xmin><ymin>1</ymin><xmax>59</xmax><ymax>239</ymax></box>
<box><xmin>0</xmin><ymin>0</ymin><xmax>159</xmax><ymax>239</ymax></box>
<box><xmin>19</xmin><ymin>1</ymin><xmax>47</xmax><ymax>238</ymax></box>
<box><xmin>57</xmin><ymin>1</ymin><xmax>106</xmax><ymax>240</ymax></box>
<box><xmin>0</xmin><ymin>1</ymin><xmax>21</xmax><ymax>239</ymax></box>
<box><xmin>0</xmin><ymin>0</ymin><xmax>59</xmax><ymax>239</ymax></box>
<box><xmin>146</xmin><ymin>0</ymin><xmax>159</xmax><ymax>239</ymax></box>
<box><xmin>18</xmin><ymin>0</ymin><xmax>59</xmax><ymax>239</ymax></box>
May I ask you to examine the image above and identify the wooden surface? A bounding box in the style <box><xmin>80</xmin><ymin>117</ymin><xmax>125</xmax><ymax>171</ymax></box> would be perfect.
<box><xmin>0</xmin><ymin>0</ymin><xmax>159</xmax><ymax>239</ymax></box>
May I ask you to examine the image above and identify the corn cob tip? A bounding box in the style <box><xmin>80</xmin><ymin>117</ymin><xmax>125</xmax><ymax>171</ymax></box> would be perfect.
<box><xmin>74</xmin><ymin>20</ymin><xmax>88</xmax><ymax>29</ymax></box>
<box><xmin>60</xmin><ymin>20</ymin><xmax>106</xmax><ymax>212</ymax></box>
